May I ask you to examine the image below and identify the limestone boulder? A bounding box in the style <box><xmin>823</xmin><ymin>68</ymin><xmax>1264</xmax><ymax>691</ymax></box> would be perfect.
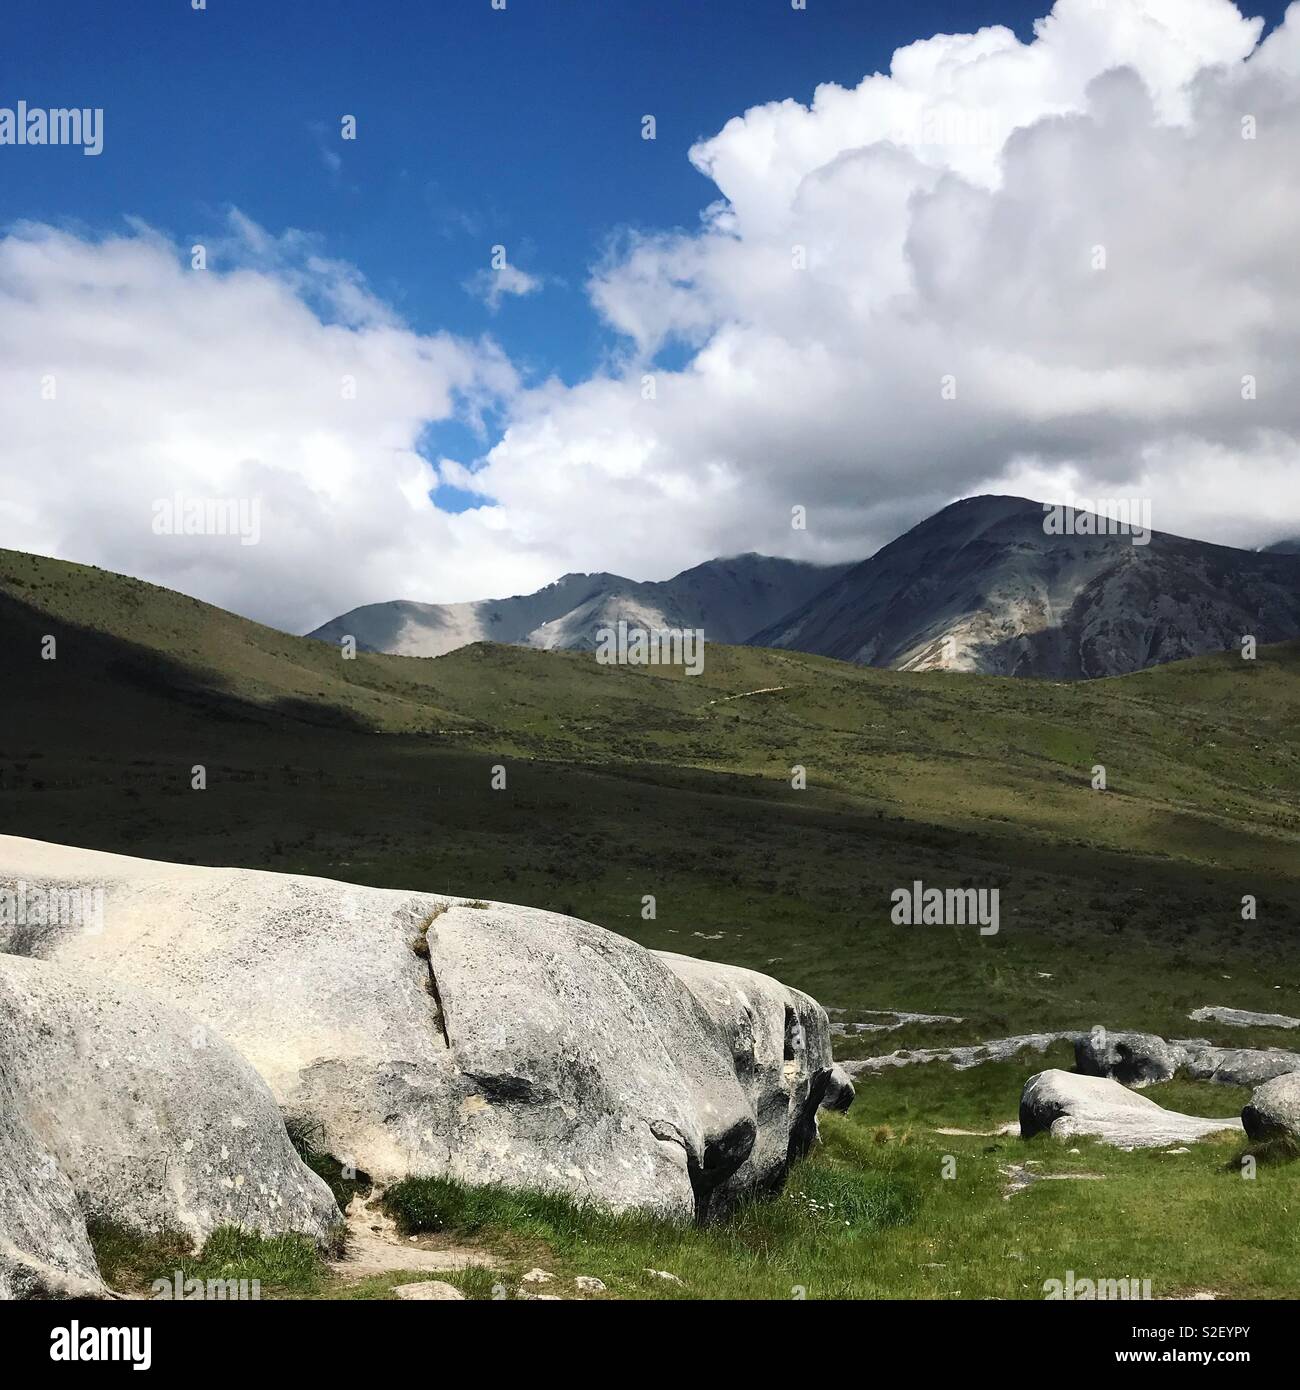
<box><xmin>1020</xmin><ymin>1069</ymin><xmax>1241</xmax><ymax>1148</ymax></box>
<box><xmin>0</xmin><ymin>836</ymin><xmax>850</xmax><ymax>1223</ymax></box>
<box><xmin>657</xmin><ymin>953</ymin><xmax>851</xmax><ymax>1215</ymax></box>
<box><xmin>0</xmin><ymin>953</ymin><xmax>340</xmax><ymax>1299</ymax></box>
<box><xmin>0</xmin><ymin>1060</ymin><xmax>103</xmax><ymax>1300</ymax></box>
<box><xmin>1073</xmin><ymin>1029</ymin><xmax>1185</xmax><ymax>1086</ymax></box>
<box><xmin>1188</xmin><ymin>1006</ymin><xmax>1300</xmax><ymax>1030</ymax></box>
<box><xmin>1242</xmin><ymin>1073</ymin><xmax>1300</xmax><ymax>1142</ymax></box>
<box><xmin>1176</xmin><ymin>1041</ymin><xmax>1300</xmax><ymax>1088</ymax></box>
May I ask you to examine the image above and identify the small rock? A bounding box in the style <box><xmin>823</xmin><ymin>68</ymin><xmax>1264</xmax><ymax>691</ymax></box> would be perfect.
<box><xmin>1243</xmin><ymin>1072</ymin><xmax>1300</xmax><ymax>1142</ymax></box>
<box><xmin>522</xmin><ymin>1267</ymin><xmax>555</xmax><ymax>1284</ymax></box>
<box><xmin>574</xmin><ymin>1275</ymin><xmax>606</xmax><ymax>1292</ymax></box>
<box><xmin>393</xmin><ymin>1280</ymin><xmax>465</xmax><ymax>1301</ymax></box>
<box><xmin>1190</xmin><ymin>1005</ymin><xmax>1300</xmax><ymax>1030</ymax></box>
<box><xmin>1000</xmin><ymin>1162</ymin><xmax>1108</xmax><ymax>1199</ymax></box>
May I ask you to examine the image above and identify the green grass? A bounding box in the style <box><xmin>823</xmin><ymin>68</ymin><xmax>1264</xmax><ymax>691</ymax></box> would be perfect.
<box><xmin>85</xmin><ymin>1221</ymin><xmax>192</xmax><ymax>1293</ymax></box>
<box><xmin>378</xmin><ymin>1138</ymin><xmax>925</xmax><ymax>1300</ymax></box>
<box><xmin>5</xmin><ymin>546</ymin><xmax>1300</xmax><ymax>1299</ymax></box>
<box><xmin>82</xmin><ymin>1060</ymin><xmax>1299</xmax><ymax>1302</ymax></box>
<box><xmin>88</xmin><ymin>1221</ymin><xmax>328</xmax><ymax>1298</ymax></box>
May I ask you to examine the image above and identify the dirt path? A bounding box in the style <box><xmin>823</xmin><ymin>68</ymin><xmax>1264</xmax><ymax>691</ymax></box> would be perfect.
<box><xmin>329</xmin><ymin>1193</ymin><xmax>497</xmax><ymax>1279</ymax></box>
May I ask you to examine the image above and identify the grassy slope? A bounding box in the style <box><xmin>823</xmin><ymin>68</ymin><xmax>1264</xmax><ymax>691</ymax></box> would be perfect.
<box><xmin>6</xmin><ymin>544</ymin><xmax>1297</xmax><ymax>853</ymax></box>
<box><xmin>3</xmin><ymin>546</ymin><xmax>1299</xmax><ymax>1298</ymax></box>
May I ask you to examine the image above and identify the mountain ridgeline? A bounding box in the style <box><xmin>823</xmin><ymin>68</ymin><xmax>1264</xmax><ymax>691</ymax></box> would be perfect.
<box><xmin>311</xmin><ymin>496</ymin><xmax>1300</xmax><ymax>680</ymax></box>
<box><xmin>755</xmin><ymin>496</ymin><xmax>1300</xmax><ymax>678</ymax></box>
<box><xmin>308</xmin><ymin>553</ymin><xmax>852</xmax><ymax>659</ymax></box>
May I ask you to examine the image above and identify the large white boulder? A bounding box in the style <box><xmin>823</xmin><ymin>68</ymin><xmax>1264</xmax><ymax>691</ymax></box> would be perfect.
<box><xmin>0</xmin><ymin>953</ymin><xmax>340</xmax><ymax>1299</ymax></box>
<box><xmin>1020</xmin><ymin>1069</ymin><xmax>1242</xmax><ymax>1148</ymax></box>
<box><xmin>0</xmin><ymin>836</ymin><xmax>849</xmax><ymax>1222</ymax></box>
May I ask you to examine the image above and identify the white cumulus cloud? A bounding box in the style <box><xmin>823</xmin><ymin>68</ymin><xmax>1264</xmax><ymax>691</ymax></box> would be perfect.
<box><xmin>0</xmin><ymin>214</ymin><xmax>521</xmax><ymax>629</ymax></box>
<box><xmin>472</xmin><ymin>0</ymin><xmax>1300</xmax><ymax>574</ymax></box>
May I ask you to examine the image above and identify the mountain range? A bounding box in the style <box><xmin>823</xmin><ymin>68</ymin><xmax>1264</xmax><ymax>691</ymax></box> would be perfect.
<box><xmin>311</xmin><ymin>495</ymin><xmax>1300</xmax><ymax>680</ymax></box>
<box><xmin>308</xmin><ymin>553</ymin><xmax>852</xmax><ymax>658</ymax></box>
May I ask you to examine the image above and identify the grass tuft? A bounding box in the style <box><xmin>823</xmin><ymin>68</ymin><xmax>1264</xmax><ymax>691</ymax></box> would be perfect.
<box><xmin>87</xmin><ymin>1220</ymin><xmax>329</xmax><ymax>1297</ymax></box>
<box><xmin>285</xmin><ymin>1115</ymin><xmax>372</xmax><ymax>1213</ymax></box>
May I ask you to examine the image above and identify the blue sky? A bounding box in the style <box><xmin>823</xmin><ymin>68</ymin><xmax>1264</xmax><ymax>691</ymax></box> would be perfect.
<box><xmin>7</xmin><ymin>0</ymin><xmax>1286</xmax><ymax>504</ymax></box>
<box><xmin>3</xmin><ymin>1</ymin><xmax>1073</xmax><ymax>368</ymax></box>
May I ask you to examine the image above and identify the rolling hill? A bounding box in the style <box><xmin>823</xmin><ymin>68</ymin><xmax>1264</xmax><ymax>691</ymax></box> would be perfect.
<box><xmin>2</xmin><ymin>541</ymin><xmax>1297</xmax><ymax>913</ymax></box>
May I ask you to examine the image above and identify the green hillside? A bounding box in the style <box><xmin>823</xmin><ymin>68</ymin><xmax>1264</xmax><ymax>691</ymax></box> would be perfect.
<box><xmin>4</xmin><ymin>545</ymin><xmax>1297</xmax><ymax>871</ymax></box>
<box><xmin>0</xmin><ymin>547</ymin><xmax>473</xmax><ymax>733</ymax></box>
